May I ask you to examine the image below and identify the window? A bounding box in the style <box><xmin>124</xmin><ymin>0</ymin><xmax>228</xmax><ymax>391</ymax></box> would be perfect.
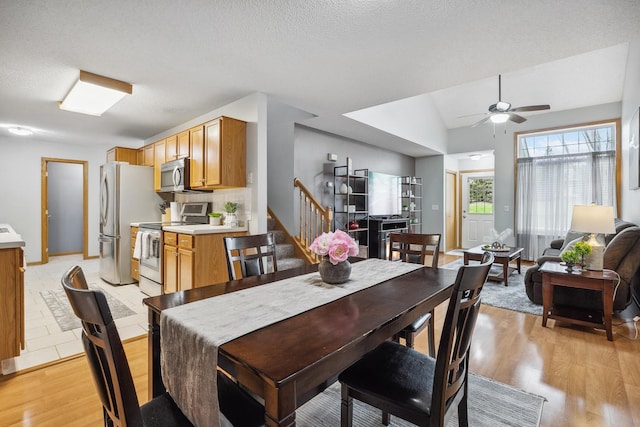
<box><xmin>515</xmin><ymin>121</ymin><xmax>618</xmax><ymax>259</ymax></box>
<box><xmin>468</xmin><ymin>177</ymin><xmax>493</xmax><ymax>214</ymax></box>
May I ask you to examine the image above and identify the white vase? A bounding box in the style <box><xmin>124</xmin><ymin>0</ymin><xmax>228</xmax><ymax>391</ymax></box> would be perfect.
<box><xmin>224</xmin><ymin>213</ymin><xmax>237</xmax><ymax>227</ymax></box>
<box><xmin>209</xmin><ymin>216</ymin><xmax>222</xmax><ymax>225</ymax></box>
<box><xmin>339</xmin><ymin>183</ymin><xmax>348</xmax><ymax>194</ymax></box>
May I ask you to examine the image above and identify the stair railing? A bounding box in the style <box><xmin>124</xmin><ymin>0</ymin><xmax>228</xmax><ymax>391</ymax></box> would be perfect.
<box><xmin>293</xmin><ymin>177</ymin><xmax>332</xmax><ymax>263</ymax></box>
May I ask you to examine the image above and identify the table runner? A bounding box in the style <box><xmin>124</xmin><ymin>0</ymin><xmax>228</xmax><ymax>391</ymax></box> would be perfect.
<box><xmin>160</xmin><ymin>258</ymin><xmax>423</xmax><ymax>427</ymax></box>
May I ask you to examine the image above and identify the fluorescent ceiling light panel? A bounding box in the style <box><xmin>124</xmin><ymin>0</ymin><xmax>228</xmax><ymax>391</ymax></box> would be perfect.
<box><xmin>59</xmin><ymin>70</ymin><xmax>132</xmax><ymax>116</ymax></box>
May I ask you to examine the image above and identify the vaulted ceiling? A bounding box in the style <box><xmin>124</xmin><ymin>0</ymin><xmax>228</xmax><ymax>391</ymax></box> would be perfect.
<box><xmin>1</xmin><ymin>1</ymin><xmax>639</xmax><ymax>156</ymax></box>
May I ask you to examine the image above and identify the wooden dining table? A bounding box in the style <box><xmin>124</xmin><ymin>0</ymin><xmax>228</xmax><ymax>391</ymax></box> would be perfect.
<box><xmin>143</xmin><ymin>261</ymin><xmax>458</xmax><ymax>427</ymax></box>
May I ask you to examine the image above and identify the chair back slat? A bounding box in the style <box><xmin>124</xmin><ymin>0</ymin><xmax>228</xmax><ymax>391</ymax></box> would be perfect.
<box><xmin>388</xmin><ymin>232</ymin><xmax>441</xmax><ymax>267</ymax></box>
<box><xmin>224</xmin><ymin>232</ymin><xmax>278</xmax><ymax>280</ymax></box>
<box><xmin>431</xmin><ymin>251</ymin><xmax>493</xmax><ymax>424</ymax></box>
<box><xmin>61</xmin><ymin>266</ymin><xmax>143</xmax><ymax>427</ymax></box>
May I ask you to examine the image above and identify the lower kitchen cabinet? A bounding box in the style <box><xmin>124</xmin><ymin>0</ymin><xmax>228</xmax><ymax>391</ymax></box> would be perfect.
<box><xmin>0</xmin><ymin>247</ymin><xmax>25</xmax><ymax>360</ymax></box>
<box><xmin>163</xmin><ymin>231</ymin><xmax>246</xmax><ymax>294</ymax></box>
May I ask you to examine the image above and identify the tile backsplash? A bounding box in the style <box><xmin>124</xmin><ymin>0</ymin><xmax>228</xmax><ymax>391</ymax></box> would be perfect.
<box><xmin>175</xmin><ymin>188</ymin><xmax>252</xmax><ymax>225</ymax></box>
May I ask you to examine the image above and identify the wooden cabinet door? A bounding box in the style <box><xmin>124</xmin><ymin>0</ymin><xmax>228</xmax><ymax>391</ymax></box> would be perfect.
<box><xmin>177</xmin><ymin>130</ymin><xmax>190</xmax><ymax>159</ymax></box>
<box><xmin>163</xmin><ymin>244</ymin><xmax>178</xmax><ymax>294</ymax></box>
<box><xmin>178</xmin><ymin>248</ymin><xmax>194</xmax><ymax>291</ymax></box>
<box><xmin>190</xmin><ymin>125</ymin><xmax>205</xmax><ymax>188</ymax></box>
<box><xmin>153</xmin><ymin>139</ymin><xmax>166</xmax><ymax>191</ymax></box>
<box><xmin>143</xmin><ymin>144</ymin><xmax>155</xmax><ymax>167</ymax></box>
<box><xmin>204</xmin><ymin>118</ymin><xmax>221</xmax><ymax>187</ymax></box>
<box><xmin>165</xmin><ymin>134</ymin><xmax>178</xmax><ymax>161</ymax></box>
<box><xmin>0</xmin><ymin>247</ymin><xmax>23</xmax><ymax>360</ymax></box>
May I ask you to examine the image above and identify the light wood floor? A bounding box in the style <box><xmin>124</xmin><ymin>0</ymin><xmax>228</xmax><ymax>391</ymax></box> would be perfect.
<box><xmin>1</xmin><ymin>256</ymin><xmax>639</xmax><ymax>427</ymax></box>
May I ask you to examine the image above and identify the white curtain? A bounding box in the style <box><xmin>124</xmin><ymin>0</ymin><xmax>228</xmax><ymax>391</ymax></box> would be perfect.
<box><xmin>516</xmin><ymin>151</ymin><xmax>615</xmax><ymax>260</ymax></box>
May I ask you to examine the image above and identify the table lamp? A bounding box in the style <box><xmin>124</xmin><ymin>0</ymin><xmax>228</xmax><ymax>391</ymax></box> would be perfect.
<box><xmin>570</xmin><ymin>204</ymin><xmax>615</xmax><ymax>271</ymax></box>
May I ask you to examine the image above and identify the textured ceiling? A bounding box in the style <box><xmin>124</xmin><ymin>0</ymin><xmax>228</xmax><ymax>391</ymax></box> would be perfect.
<box><xmin>1</xmin><ymin>1</ymin><xmax>639</xmax><ymax>155</ymax></box>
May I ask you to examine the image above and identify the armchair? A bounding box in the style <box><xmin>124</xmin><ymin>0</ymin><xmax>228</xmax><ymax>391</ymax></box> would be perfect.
<box><xmin>525</xmin><ymin>224</ymin><xmax>640</xmax><ymax>311</ymax></box>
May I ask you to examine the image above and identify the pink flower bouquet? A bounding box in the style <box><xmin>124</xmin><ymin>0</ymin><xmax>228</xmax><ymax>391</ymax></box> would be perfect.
<box><xmin>309</xmin><ymin>230</ymin><xmax>360</xmax><ymax>265</ymax></box>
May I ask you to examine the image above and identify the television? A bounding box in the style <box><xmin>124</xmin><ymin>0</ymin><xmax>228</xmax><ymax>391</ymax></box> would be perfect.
<box><xmin>368</xmin><ymin>172</ymin><xmax>401</xmax><ymax>216</ymax></box>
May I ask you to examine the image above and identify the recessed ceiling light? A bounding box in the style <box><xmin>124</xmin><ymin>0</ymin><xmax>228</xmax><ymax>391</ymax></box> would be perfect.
<box><xmin>468</xmin><ymin>153</ymin><xmax>483</xmax><ymax>160</ymax></box>
<box><xmin>59</xmin><ymin>70</ymin><xmax>132</xmax><ymax>116</ymax></box>
<box><xmin>8</xmin><ymin>127</ymin><xmax>34</xmax><ymax>136</ymax></box>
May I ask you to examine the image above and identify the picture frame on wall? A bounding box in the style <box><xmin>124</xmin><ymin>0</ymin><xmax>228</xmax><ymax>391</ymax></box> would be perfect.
<box><xmin>630</xmin><ymin>107</ymin><xmax>640</xmax><ymax>190</ymax></box>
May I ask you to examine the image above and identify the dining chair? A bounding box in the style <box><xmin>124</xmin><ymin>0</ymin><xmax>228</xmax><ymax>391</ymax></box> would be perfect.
<box><xmin>338</xmin><ymin>252</ymin><xmax>493</xmax><ymax>427</ymax></box>
<box><xmin>61</xmin><ymin>265</ymin><xmax>265</xmax><ymax>427</ymax></box>
<box><xmin>224</xmin><ymin>232</ymin><xmax>278</xmax><ymax>280</ymax></box>
<box><xmin>388</xmin><ymin>232</ymin><xmax>441</xmax><ymax>356</ymax></box>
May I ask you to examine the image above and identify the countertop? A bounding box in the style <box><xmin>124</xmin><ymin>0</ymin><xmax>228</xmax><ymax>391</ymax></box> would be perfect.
<box><xmin>0</xmin><ymin>224</ymin><xmax>26</xmax><ymax>249</ymax></box>
<box><xmin>160</xmin><ymin>224</ymin><xmax>248</xmax><ymax>235</ymax></box>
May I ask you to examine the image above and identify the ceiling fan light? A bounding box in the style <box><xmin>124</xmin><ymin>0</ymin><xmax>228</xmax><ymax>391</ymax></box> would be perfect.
<box><xmin>59</xmin><ymin>70</ymin><xmax>132</xmax><ymax>116</ymax></box>
<box><xmin>490</xmin><ymin>113</ymin><xmax>509</xmax><ymax>124</ymax></box>
<box><xmin>495</xmin><ymin>101</ymin><xmax>510</xmax><ymax>111</ymax></box>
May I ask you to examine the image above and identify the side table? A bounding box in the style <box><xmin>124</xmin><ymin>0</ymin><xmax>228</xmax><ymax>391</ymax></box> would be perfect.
<box><xmin>540</xmin><ymin>261</ymin><xmax>618</xmax><ymax>341</ymax></box>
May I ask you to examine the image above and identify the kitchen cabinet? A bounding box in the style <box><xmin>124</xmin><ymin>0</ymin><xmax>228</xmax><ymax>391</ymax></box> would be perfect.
<box><xmin>130</xmin><ymin>226</ymin><xmax>139</xmax><ymax>281</ymax></box>
<box><xmin>190</xmin><ymin>116</ymin><xmax>246</xmax><ymax>189</ymax></box>
<box><xmin>0</xmin><ymin>247</ymin><xmax>25</xmax><ymax>360</ymax></box>
<box><xmin>106</xmin><ymin>147</ymin><xmax>139</xmax><ymax>164</ymax></box>
<box><xmin>139</xmin><ymin>144</ymin><xmax>154</xmax><ymax>167</ymax></box>
<box><xmin>165</xmin><ymin>130</ymin><xmax>190</xmax><ymax>160</ymax></box>
<box><xmin>153</xmin><ymin>139</ymin><xmax>166</xmax><ymax>191</ymax></box>
<box><xmin>163</xmin><ymin>231</ymin><xmax>246</xmax><ymax>293</ymax></box>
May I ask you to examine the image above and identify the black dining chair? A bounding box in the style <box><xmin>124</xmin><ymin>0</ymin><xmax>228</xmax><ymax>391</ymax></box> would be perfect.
<box><xmin>388</xmin><ymin>232</ymin><xmax>441</xmax><ymax>356</ymax></box>
<box><xmin>61</xmin><ymin>265</ymin><xmax>265</xmax><ymax>427</ymax></box>
<box><xmin>338</xmin><ymin>252</ymin><xmax>493</xmax><ymax>427</ymax></box>
<box><xmin>224</xmin><ymin>232</ymin><xmax>278</xmax><ymax>279</ymax></box>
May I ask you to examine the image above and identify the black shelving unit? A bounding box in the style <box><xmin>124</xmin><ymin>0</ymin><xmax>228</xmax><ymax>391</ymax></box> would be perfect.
<box><xmin>333</xmin><ymin>163</ymin><xmax>369</xmax><ymax>257</ymax></box>
<box><xmin>399</xmin><ymin>176</ymin><xmax>422</xmax><ymax>233</ymax></box>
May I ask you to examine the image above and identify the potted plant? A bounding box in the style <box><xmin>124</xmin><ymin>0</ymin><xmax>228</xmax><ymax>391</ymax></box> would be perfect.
<box><xmin>560</xmin><ymin>249</ymin><xmax>580</xmax><ymax>272</ymax></box>
<box><xmin>208</xmin><ymin>212</ymin><xmax>223</xmax><ymax>226</ymax></box>
<box><xmin>573</xmin><ymin>241</ymin><xmax>592</xmax><ymax>270</ymax></box>
<box><xmin>223</xmin><ymin>202</ymin><xmax>239</xmax><ymax>227</ymax></box>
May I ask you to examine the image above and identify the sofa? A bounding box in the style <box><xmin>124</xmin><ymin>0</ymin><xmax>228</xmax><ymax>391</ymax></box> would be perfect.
<box><xmin>524</xmin><ymin>219</ymin><xmax>640</xmax><ymax>311</ymax></box>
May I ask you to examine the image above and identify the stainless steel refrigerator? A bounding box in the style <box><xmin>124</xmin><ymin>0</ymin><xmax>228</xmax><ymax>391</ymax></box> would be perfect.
<box><xmin>99</xmin><ymin>162</ymin><xmax>161</xmax><ymax>285</ymax></box>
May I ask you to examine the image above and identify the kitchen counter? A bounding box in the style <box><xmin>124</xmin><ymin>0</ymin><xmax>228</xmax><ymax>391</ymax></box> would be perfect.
<box><xmin>162</xmin><ymin>224</ymin><xmax>248</xmax><ymax>235</ymax></box>
<box><xmin>0</xmin><ymin>224</ymin><xmax>26</xmax><ymax>249</ymax></box>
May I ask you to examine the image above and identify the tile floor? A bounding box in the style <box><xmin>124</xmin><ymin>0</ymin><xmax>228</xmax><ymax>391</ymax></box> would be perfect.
<box><xmin>1</xmin><ymin>254</ymin><xmax>148</xmax><ymax>375</ymax></box>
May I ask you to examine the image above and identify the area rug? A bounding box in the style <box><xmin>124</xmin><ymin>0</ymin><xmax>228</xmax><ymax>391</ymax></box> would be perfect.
<box><xmin>441</xmin><ymin>259</ymin><xmax>543</xmax><ymax>316</ymax></box>
<box><xmin>296</xmin><ymin>373</ymin><xmax>545</xmax><ymax>426</ymax></box>
<box><xmin>40</xmin><ymin>288</ymin><xmax>136</xmax><ymax>331</ymax></box>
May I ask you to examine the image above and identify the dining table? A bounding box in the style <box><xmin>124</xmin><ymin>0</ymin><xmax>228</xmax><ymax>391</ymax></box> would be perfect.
<box><xmin>143</xmin><ymin>258</ymin><xmax>458</xmax><ymax>427</ymax></box>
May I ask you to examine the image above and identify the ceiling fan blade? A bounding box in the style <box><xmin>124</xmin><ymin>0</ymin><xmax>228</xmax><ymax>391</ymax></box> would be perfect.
<box><xmin>508</xmin><ymin>113</ymin><xmax>527</xmax><ymax>123</ymax></box>
<box><xmin>510</xmin><ymin>104</ymin><xmax>550</xmax><ymax>112</ymax></box>
<box><xmin>457</xmin><ymin>112</ymin><xmax>488</xmax><ymax>119</ymax></box>
<box><xmin>471</xmin><ymin>116</ymin><xmax>491</xmax><ymax>127</ymax></box>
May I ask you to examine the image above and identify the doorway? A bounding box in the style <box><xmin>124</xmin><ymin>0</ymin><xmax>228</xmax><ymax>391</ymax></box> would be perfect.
<box><xmin>460</xmin><ymin>170</ymin><xmax>494</xmax><ymax>248</ymax></box>
<box><xmin>41</xmin><ymin>158</ymin><xmax>88</xmax><ymax>263</ymax></box>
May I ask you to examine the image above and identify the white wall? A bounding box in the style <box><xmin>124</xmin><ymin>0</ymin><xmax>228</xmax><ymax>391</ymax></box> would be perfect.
<box><xmin>0</xmin><ymin>136</ymin><xmax>109</xmax><ymax>263</ymax></box>
<box><xmin>621</xmin><ymin>36</ymin><xmax>640</xmax><ymax>224</ymax></box>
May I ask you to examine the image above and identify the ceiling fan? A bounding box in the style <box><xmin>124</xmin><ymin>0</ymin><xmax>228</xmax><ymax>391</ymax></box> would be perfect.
<box><xmin>466</xmin><ymin>75</ymin><xmax>550</xmax><ymax>127</ymax></box>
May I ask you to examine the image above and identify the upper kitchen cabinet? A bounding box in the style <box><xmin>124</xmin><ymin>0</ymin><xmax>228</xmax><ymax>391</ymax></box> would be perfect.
<box><xmin>139</xmin><ymin>143</ymin><xmax>155</xmax><ymax>167</ymax></box>
<box><xmin>165</xmin><ymin>132</ymin><xmax>190</xmax><ymax>161</ymax></box>
<box><xmin>107</xmin><ymin>147</ymin><xmax>139</xmax><ymax>164</ymax></box>
<box><xmin>153</xmin><ymin>139</ymin><xmax>166</xmax><ymax>191</ymax></box>
<box><xmin>191</xmin><ymin>116</ymin><xmax>246</xmax><ymax>189</ymax></box>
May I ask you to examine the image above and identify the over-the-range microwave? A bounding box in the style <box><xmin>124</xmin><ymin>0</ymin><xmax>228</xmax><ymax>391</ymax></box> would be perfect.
<box><xmin>160</xmin><ymin>158</ymin><xmax>190</xmax><ymax>192</ymax></box>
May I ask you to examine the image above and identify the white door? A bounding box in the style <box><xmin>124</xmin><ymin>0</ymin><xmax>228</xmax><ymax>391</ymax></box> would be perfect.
<box><xmin>461</xmin><ymin>172</ymin><xmax>494</xmax><ymax>248</ymax></box>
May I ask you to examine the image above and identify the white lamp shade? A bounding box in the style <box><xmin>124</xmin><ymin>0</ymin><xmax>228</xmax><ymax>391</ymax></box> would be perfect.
<box><xmin>489</xmin><ymin>113</ymin><xmax>509</xmax><ymax>124</ymax></box>
<box><xmin>570</xmin><ymin>205</ymin><xmax>615</xmax><ymax>234</ymax></box>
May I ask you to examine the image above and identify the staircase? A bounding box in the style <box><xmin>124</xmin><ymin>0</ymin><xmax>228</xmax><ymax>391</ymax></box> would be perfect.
<box><xmin>268</xmin><ymin>215</ymin><xmax>307</xmax><ymax>271</ymax></box>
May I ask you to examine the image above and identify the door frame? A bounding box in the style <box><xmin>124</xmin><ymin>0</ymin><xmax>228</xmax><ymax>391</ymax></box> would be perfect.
<box><xmin>458</xmin><ymin>168</ymin><xmax>494</xmax><ymax>249</ymax></box>
<box><xmin>445</xmin><ymin>170</ymin><xmax>458</xmax><ymax>251</ymax></box>
<box><xmin>41</xmin><ymin>158</ymin><xmax>89</xmax><ymax>264</ymax></box>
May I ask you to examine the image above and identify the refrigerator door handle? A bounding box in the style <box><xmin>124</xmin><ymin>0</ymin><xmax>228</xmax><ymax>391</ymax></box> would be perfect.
<box><xmin>100</xmin><ymin>172</ymin><xmax>109</xmax><ymax>227</ymax></box>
